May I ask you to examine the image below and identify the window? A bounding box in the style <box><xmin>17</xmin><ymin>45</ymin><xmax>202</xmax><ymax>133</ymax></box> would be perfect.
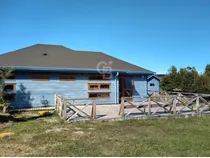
<box><xmin>31</xmin><ymin>73</ymin><xmax>50</xmax><ymax>81</ymax></box>
<box><xmin>89</xmin><ymin>74</ymin><xmax>111</xmax><ymax>80</ymax></box>
<box><xmin>150</xmin><ymin>83</ymin><xmax>155</xmax><ymax>86</ymax></box>
<box><xmin>89</xmin><ymin>84</ymin><xmax>99</xmax><ymax>90</ymax></box>
<box><xmin>4</xmin><ymin>84</ymin><xmax>16</xmax><ymax>91</ymax></box>
<box><xmin>88</xmin><ymin>92</ymin><xmax>110</xmax><ymax>98</ymax></box>
<box><xmin>100</xmin><ymin>84</ymin><xmax>110</xmax><ymax>89</ymax></box>
<box><xmin>88</xmin><ymin>83</ymin><xmax>110</xmax><ymax>90</ymax></box>
<box><xmin>59</xmin><ymin>74</ymin><xmax>76</xmax><ymax>81</ymax></box>
<box><xmin>3</xmin><ymin>94</ymin><xmax>16</xmax><ymax>102</ymax></box>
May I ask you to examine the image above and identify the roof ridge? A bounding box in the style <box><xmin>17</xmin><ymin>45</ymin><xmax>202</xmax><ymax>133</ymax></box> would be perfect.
<box><xmin>0</xmin><ymin>44</ymin><xmax>74</xmax><ymax>56</ymax></box>
<box><xmin>0</xmin><ymin>44</ymin><xmax>40</xmax><ymax>56</ymax></box>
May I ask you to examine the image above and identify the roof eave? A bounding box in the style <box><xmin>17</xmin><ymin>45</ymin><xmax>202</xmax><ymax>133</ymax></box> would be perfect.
<box><xmin>0</xmin><ymin>66</ymin><xmax>155</xmax><ymax>75</ymax></box>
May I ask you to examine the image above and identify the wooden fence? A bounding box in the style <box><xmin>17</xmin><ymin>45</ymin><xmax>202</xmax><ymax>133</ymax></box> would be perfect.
<box><xmin>55</xmin><ymin>92</ymin><xmax>210</xmax><ymax>122</ymax></box>
<box><xmin>55</xmin><ymin>94</ymin><xmax>97</xmax><ymax>121</ymax></box>
<box><xmin>119</xmin><ymin>92</ymin><xmax>210</xmax><ymax>119</ymax></box>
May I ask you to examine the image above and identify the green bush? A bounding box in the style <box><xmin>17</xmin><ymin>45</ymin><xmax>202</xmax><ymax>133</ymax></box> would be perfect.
<box><xmin>161</xmin><ymin>64</ymin><xmax>210</xmax><ymax>93</ymax></box>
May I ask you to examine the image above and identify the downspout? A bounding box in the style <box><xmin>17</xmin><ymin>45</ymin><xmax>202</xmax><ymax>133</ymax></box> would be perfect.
<box><xmin>115</xmin><ymin>72</ymin><xmax>119</xmax><ymax>104</ymax></box>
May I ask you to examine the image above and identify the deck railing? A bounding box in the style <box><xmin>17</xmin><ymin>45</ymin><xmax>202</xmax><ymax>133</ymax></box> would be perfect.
<box><xmin>119</xmin><ymin>92</ymin><xmax>210</xmax><ymax>119</ymax></box>
<box><xmin>55</xmin><ymin>92</ymin><xmax>210</xmax><ymax>122</ymax></box>
<box><xmin>55</xmin><ymin>94</ymin><xmax>97</xmax><ymax>121</ymax></box>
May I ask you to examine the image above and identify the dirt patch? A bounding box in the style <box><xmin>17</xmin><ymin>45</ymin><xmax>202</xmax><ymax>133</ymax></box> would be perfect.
<box><xmin>38</xmin><ymin>142</ymin><xmax>63</xmax><ymax>151</ymax></box>
<box><xmin>74</xmin><ymin>127</ymin><xmax>82</xmax><ymax>130</ymax></box>
<box><xmin>21</xmin><ymin>133</ymin><xmax>35</xmax><ymax>142</ymax></box>
<box><xmin>45</xmin><ymin>127</ymin><xmax>68</xmax><ymax>133</ymax></box>
<box><xmin>73</xmin><ymin>131</ymin><xmax>85</xmax><ymax>135</ymax></box>
<box><xmin>44</xmin><ymin>117</ymin><xmax>59</xmax><ymax>123</ymax></box>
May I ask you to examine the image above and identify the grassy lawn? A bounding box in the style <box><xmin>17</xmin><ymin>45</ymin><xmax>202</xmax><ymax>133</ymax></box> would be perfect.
<box><xmin>0</xmin><ymin>113</ymin><xmax>210</xmax><ymax>156</ymax></box>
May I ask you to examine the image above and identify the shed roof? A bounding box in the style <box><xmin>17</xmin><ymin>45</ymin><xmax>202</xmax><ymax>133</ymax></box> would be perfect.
<box><xmin>147</xmin><ymin>75</ymin><xmax>160</xmax><ymax>81</ymax></box>
<box><xmin>0</xmin><ymin>44</ymin><xmax>153</xmax><ymax>73</ymax></box>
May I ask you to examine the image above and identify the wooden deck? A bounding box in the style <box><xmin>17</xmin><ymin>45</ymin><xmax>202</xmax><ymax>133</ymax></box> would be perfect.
<box><xmin>55</xmin><ymin>92</ymin><xmax>210</xmax><ymax>122</ymax></box>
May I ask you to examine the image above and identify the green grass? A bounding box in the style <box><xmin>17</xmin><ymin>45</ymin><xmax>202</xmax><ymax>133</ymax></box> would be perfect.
<box><xmin>1</xmin><ymin>113</ymin><xmax>210</xmax><ymax>156</ymax></box>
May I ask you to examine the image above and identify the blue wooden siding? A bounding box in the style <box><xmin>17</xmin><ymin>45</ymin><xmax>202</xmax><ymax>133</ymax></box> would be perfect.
<box><xmin>5</xmin><ymin>72</ymin><xmax>158</xmax><ymax>108</ymax></box>
<box><xmin>5</xmin><ymin>72</ymin><xmax>118</xmax><ymax>108</ymax></box>
<box><xmin>133</xmin><ymin>75</ymin><xmax>147</xmax><ymax>102</ymax></box>
<box><xmin>147</xmin><ymin>77</ymin><xmax>160</xmax><ymax>93</ymax></box>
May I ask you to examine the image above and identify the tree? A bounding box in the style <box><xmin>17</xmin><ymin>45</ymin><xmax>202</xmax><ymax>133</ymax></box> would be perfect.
<box><xmin>161</xmin><ymin>66</ymin><xmax>202</xmax><ymax>93</ymax></box>
<box><xmin>195</xmin><ymin>74</ymin><xmax>210</xmax><ymax>93</ymax></box>
<box><xmin>204</xmin><ymin>64</ymin><xmax>210</xmax><ymax>76</ymax></box>
<box><xmin>161</xmin><ymin>66</ymin><xmax>180</xmax><ymax>91</ymax></box>
<box><xmin>0</xmin><ymin>66</ymin><xmax>14</xmax><ymax>113</ymax></box>
<box><xmin>178</xmin><ymin>67</ymin><xmax>199</xmax><ymax>92</ymax></box>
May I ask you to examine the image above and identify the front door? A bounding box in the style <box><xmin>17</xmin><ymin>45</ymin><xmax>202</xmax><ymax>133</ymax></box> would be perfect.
<box><xmin>119</xmin><ymin>76</ymin><xmax>134</xmax><ymax>101</ymax></box>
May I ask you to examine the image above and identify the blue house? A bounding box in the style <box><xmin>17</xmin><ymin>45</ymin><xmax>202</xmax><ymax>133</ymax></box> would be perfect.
<box><xmin>0</xmin><ymin>44</ymin><xmax>160</xmax><ymax>108</ymax></box>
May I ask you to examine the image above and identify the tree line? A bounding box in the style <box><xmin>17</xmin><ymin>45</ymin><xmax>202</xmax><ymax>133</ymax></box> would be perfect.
<box><xmin>160</xmin><ymin>64</ymin><xmax>210</xmax><ymax>94</ymax></box>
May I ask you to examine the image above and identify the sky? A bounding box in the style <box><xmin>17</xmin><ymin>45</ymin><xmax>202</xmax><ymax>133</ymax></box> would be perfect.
<box><xmin>0</xmin><ymin>0</ymin><xmax>210</xmax><ymax>74</ymax></box>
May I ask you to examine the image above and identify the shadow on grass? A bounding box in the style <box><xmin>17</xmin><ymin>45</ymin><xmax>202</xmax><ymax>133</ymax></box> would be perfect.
<box><xmin>0</xmin><ymin>113</ymin><xmax>53</xmax><ymax>123</ymax></box>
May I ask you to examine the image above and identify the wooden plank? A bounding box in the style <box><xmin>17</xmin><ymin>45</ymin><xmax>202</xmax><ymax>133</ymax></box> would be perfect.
<box><xmin>199</xmin><ymin>96</ymin><xmax>210</xmax><ymax>105</ymax></box>
<box><xmin>66</xmin><ymin>103</ymin><xmax>90</xmax><ymax>121</ymax></box>
<box><xmin>167</xmin><ymin>91</ymin><xmax>210</xmax><ymax>96</ymax></box>
<box><xmin>155</xmin><ymin>93</ymin><xmax>165</xmax><ymax>102</ymax></box>
<box><xmin>91</xmin><ymin>100</ymin><xmax>96</xmax><ymax>120</ymax></box>
<box><xmin>173</xmin><ymin>97</ymin><xmax>177</xmax><ymax>114</ymax></box>
<box><xmin>199</xmin><ymin>96</ymin><xmax>210</xmax><ymax>112</ymax></box>
<box><xmin>151</xmin><ymin>99</ymin><xmax>172</xmax><ymax>113</ymax></box>
<box><xmin>57</xmin><ymin>97</ymin><xmax>60</xmax><ymax>115</ymax></box>
<box><xmin>123</xmin><ymin>98</ymin><xmax>147</xmax><ymax>116</ymax></box>
<box><xmin>125</xmin><ymin>100</ymin><xmax>138</xmax><ymax>108</ymax></box>
<box><xmin>54</xmin><ymin>93</ymin><xmax>57</xmax><ymax>110</ymax></box>
<box><xmin>196</xmin><ymin>95</ymin><xmax>200</xmax><ymax>113</ymax></box>
<box><xmin>176</xmin><ymin>97</ymin><xmax>196</xmax><ymax>112</ymax></box>
<box><xmin>61</xmin><ymin>101</ymin><xmax>64</xmax><ymax>118</ymax></box>
<box><xmin>148</xmin><ymin>97</ymin><xmax>151</xmax><ymax>115</ymax></box>
<box><xmin>63</xmin><ymin>101</ymin><xmax>67</xmax><ymax>120</ymax></box>
<box><xmin>137</xmin><ymin>99</ymin><xmax>148</xmax><ymax>112</ymax></box>
<box><xmin>120</xmin><ymin>98</ymin><xmax>125</xmax><ymax>119</ymax></box>
<box><xmin>66</xmin><ymin>102</ymin><xmax>90</xmax><ymax>117</ymax></box>
<box><xmin>59</xmin><ymin>97</ymin><xmax>62</xmax><ymax>116</ymax></box>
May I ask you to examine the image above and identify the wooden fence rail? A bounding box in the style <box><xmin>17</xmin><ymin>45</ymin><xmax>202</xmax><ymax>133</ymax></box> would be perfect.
<box><xmin>55</xmin><ymin>93</ymin><xmax>97</xmax><ymax>121</ymax></box>
<box><xmin>55</xmin><ymin>92</ymin><xmax>210</xmax><ymax>122</ymax></box>
<box><xmin>119</xmin><ymin>92</ymin><xmax>210</xmax><ymax>120</ymax></box>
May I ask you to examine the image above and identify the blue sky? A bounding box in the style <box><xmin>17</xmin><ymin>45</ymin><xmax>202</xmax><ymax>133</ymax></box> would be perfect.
<box><xmin>0</xmin><ymin>0</ymin><xmax>210</xmax><ymax>74</ymax></box>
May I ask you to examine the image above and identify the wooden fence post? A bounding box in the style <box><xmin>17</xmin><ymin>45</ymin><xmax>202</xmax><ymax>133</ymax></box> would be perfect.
<box><xmin>59</xmin><ymin>97</ymin><xmax>62</xmax><ymax>116</ymax></box>
<box><xmin>62</xmin><ymin>101</ymin><xmax>67</xmax><ymax>120</ymax></box>
<box><xmin>196</xmin><ymin>94</ymin><xmax>200</xmax><ymax>113</ymax></box>
<box><xmin>91</xmin><ymin>99</ymin><xmax>96</xmax><ymax>120</ymax></box>
<box><xmin>57</xmin><ymin>95</ymin><xmax>60</xmax><ymax>114</ymax></box>
<box><xmin>177</xmin><ymin>93</ymin><xmax>181</xmax><ymax>104</ymax></box>
<box><xmin>61</xmin><ymin>101</ymin><xmax>64</xmax><ymax>118</ymax></box>
<box><xmin>54</xmin><ymin>93</ymin><xmax>57</xmax><ymax>110</ymax></box>
<box><xmin>173</xmin><ymin>97</ymin><xmax>177</xmax><ymax>114</ymax></box>
<box><xmin>120</xmin><ymin>97</ymin><xmax>125</xmax><ymax>119</ymax></box>
<box><xmin>148</xmin><ymin>97</ymin><xmax>151</xmax><ymax>115</ymax></box>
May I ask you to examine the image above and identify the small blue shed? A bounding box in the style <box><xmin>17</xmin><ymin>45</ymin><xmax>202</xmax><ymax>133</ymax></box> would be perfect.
<box><xmin>147</xmin><ymin>75</ymin><xmax>160</xmax><ymax>94</ymax></box>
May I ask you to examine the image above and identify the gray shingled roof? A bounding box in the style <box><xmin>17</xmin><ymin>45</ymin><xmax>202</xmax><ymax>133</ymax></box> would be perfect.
<box><xmin>0</xmin><ymin>44</ymin><xmax>153</xmax><ymax>73</ymax></box>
